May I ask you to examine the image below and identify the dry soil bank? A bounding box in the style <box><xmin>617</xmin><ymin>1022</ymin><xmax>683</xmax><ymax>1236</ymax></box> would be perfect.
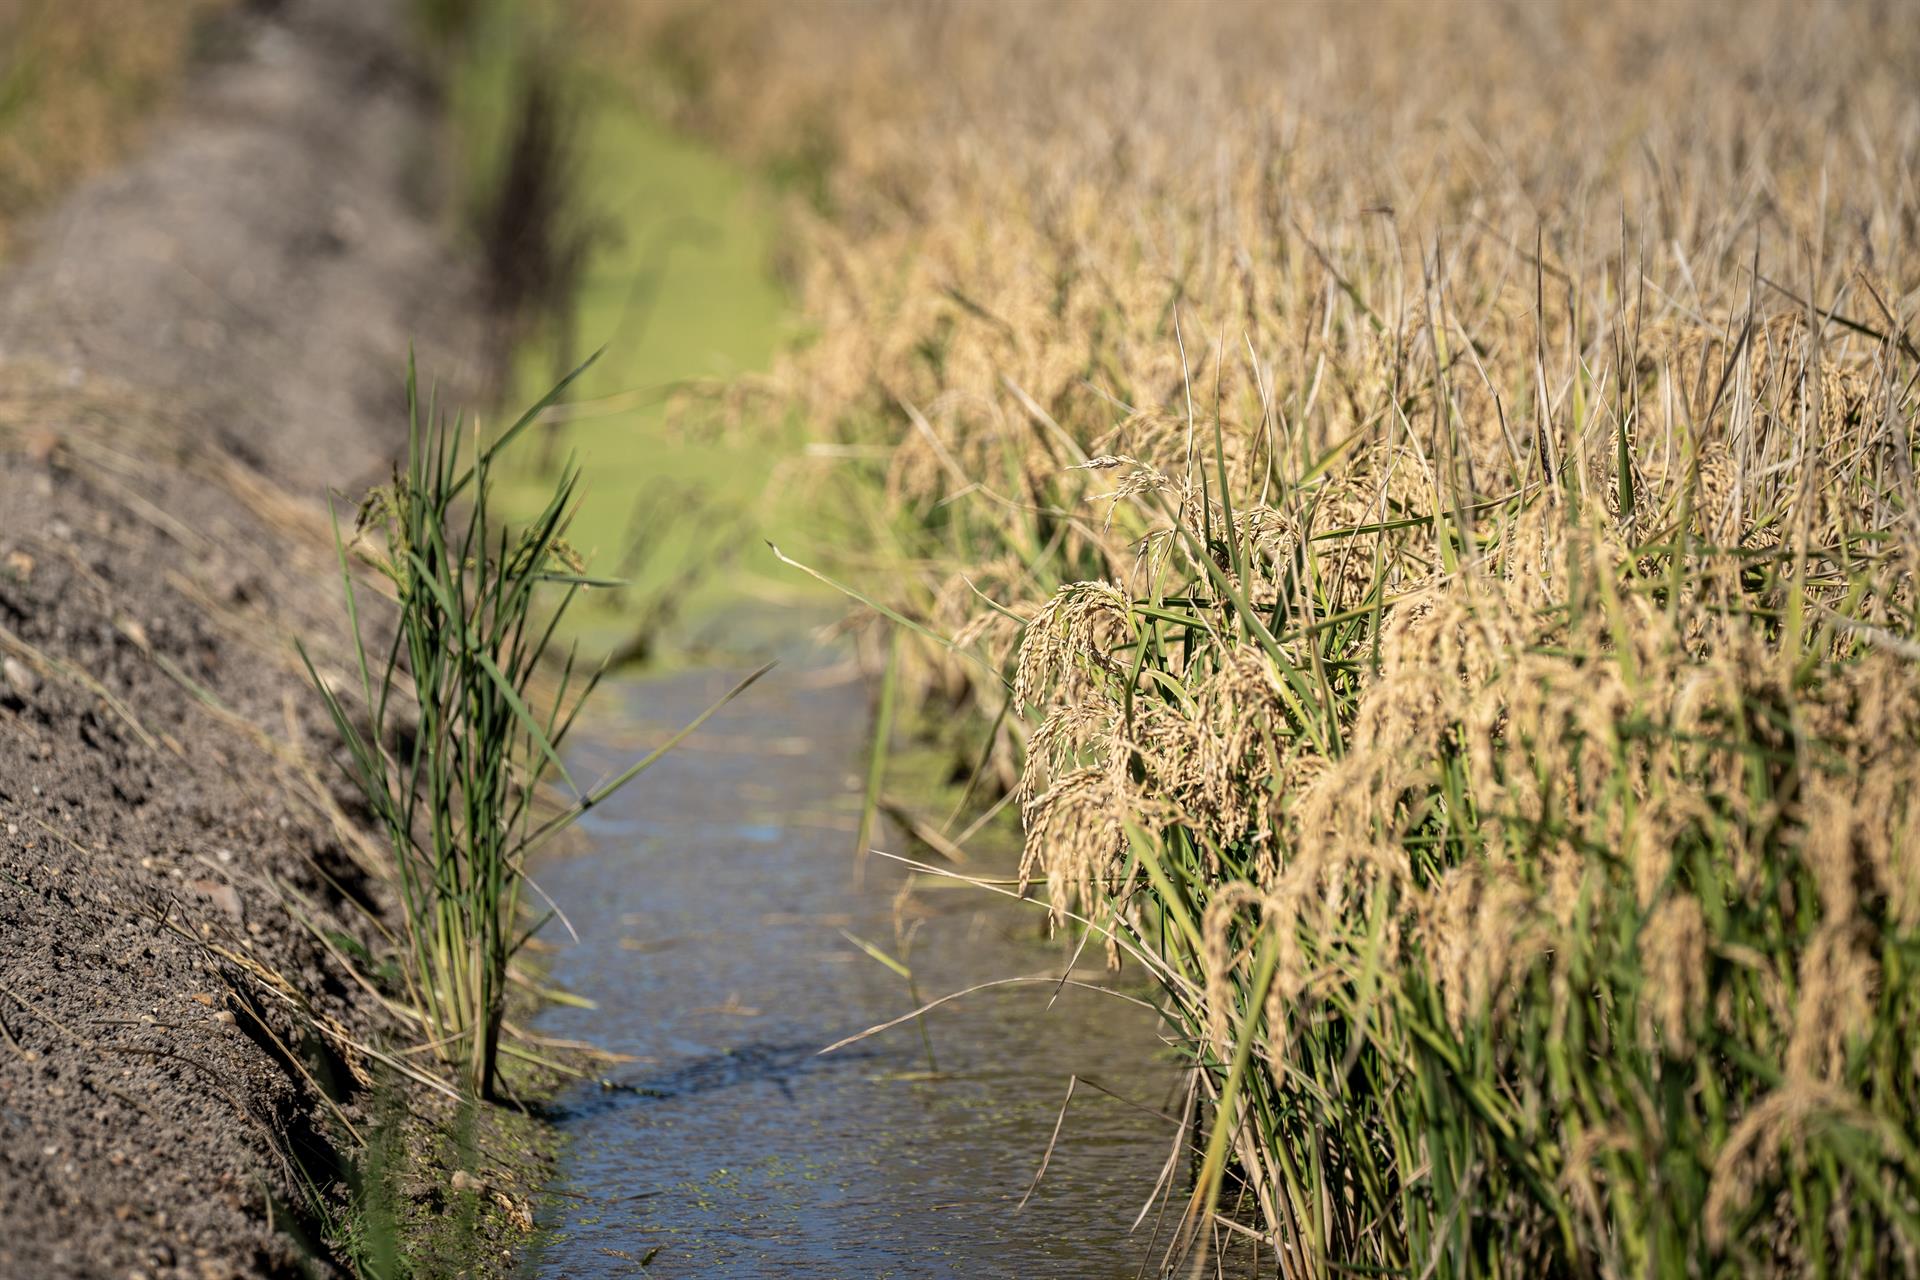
<box><xmin>0</xmin><ymin>3</ymin><xmax>538</xmax><ymax>1275</ymax></box>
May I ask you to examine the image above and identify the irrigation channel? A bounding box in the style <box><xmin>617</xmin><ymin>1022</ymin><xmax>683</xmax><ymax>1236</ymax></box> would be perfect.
<box><xmin>520</xmin><ymin>638</ymin><xmax>1249</xmax><ymax>1277</ymax></box>
<box><xmin>472</xmin><ymin>62</ymin><xmax>1261</xmax><ymax>1275</ymax></box>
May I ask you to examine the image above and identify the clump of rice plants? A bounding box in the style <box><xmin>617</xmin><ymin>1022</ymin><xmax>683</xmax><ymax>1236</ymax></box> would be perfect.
<box><xmin>303</xmin><ymin>360</ymin><xmax>763</xmax><ymax>1099</ymax></box>
<box><xmin>1007</xmin><ymin>407</ymin><xmax>1920</xmax><ymax>1274</ymax></box>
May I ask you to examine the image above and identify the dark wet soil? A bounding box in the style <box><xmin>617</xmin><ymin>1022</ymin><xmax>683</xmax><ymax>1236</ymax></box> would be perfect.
<box><xmin>0</xmin><ymin>3</ymin><xmax>500</xmax><ymax>1276</ymax></box>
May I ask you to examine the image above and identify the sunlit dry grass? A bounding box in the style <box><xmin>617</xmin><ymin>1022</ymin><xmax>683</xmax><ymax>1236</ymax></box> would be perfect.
<box><xmin>588</xmin><ymin>0</ymin><xmax>1919</xmax><ymax>1273</ymax></box>
<box><xmin>0</xmin><ymin>0</ymin><xmax>226</xmax><ymax>257</ymax></box>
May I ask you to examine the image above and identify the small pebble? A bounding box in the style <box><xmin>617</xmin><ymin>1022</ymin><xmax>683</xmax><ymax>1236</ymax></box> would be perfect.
<box><xmin>1</xmin><ymin>657</ymin><xmax>38</xmax><ymax>696</ymax></box>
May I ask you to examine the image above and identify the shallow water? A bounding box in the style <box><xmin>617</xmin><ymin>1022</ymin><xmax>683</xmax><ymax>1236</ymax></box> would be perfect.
<box><xmin>523</xmin><ymin>654</ymin><xmax>1259</xmax><ymax>1278</ymax></box>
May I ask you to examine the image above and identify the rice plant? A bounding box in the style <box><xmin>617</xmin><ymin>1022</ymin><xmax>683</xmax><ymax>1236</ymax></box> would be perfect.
<box><xmin>1002</xmin><ymin>408</ymin><xmax>1920</xmax><ymax>1274</ymax></box>
<box><xmin>302</xmin><ymin>358</ymin><xmax>764</xmax><ymax>1099</ymax></box>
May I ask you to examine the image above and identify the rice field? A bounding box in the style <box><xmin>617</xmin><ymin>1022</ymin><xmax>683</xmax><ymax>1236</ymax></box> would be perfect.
<box><xmin>4</xmin><ymin>0</ymin><xmax>1916</xmax><ymax>1273</ymax></box>
<box><xmin>554</xmin><ymin>0</ymin><xmax>1920</xmax><ymax>1273</ymax></box>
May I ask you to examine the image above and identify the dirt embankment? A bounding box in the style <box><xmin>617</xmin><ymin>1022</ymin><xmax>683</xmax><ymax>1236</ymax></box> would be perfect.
<box><xmin>0</xmin><ymin>2</ymin><xmax>513</xmax><ymax>1276</ymax></box>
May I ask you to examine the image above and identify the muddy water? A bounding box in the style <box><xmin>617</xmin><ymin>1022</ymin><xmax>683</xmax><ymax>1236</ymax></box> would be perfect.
<box><xmin>522</xmin><ymin>652</ymin><xmax>1227</xmax><ymax>1278</ymax></box>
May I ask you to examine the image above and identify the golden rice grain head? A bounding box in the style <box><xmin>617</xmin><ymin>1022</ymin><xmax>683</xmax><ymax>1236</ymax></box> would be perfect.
<box><xmin>1640</xmin><ymin>893</ymin><xmax>1707</xmax><ymax>1055</ymax></box>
